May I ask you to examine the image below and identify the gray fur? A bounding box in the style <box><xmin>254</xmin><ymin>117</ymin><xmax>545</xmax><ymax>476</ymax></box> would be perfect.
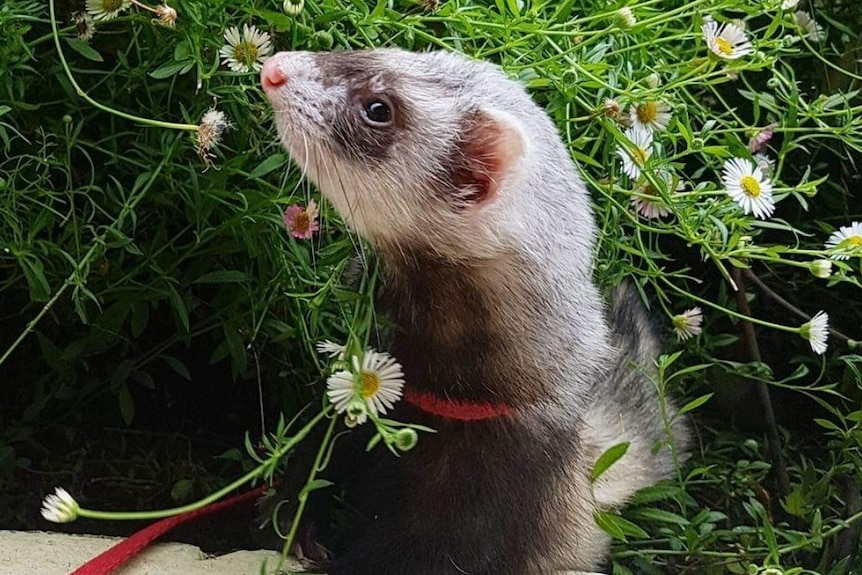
<box><xmin>263</xmin><ymin>48</ymin><xmax>688</xmax><ymax>574</ymax></box>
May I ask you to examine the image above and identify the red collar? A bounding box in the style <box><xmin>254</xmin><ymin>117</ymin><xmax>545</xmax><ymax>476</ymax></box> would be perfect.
<box><xmin>403</xmin><ymin>389</ymin><xmax>513</xmax><ymax>421</ymax></box>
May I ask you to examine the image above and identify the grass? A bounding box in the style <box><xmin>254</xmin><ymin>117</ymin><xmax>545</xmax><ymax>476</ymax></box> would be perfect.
<box><xmin>1</xmin><ymin>0</ymin><xmax>861</xmax><ymax>573</ymax></box>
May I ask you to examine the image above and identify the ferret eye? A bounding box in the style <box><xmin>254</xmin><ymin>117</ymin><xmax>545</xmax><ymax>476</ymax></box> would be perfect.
<box><xmin>362</xmin><ymin>99</ymin><xmax>392</xmax><ymax>126</ymax></box>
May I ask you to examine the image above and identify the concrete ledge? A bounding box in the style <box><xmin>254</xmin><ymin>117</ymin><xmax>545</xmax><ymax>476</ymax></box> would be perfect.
<box><xmin>0</xmin><ymin>530</ymin><xmax>300</xmax><ymax>575</ymax></box>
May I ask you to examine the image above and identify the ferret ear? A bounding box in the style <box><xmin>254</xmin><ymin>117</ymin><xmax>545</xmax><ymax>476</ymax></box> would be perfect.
<box><xmin>454</xmin><ymin>109</ymin><xmax>526</xmax><ymax>206</ymax></box>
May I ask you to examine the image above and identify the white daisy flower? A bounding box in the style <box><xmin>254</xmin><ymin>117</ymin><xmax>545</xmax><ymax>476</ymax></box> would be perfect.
<box><xmin>41</xmin><ymin>487</ymin><xmax>80</xmax><ymax>523</ymax></box>
<box><xmin>672</xmin><ymin>307</ymin><xmax>703</xmax><ymax>341</ymax></box>
<box><xmin>316</xmin><ymin>340</ymin><xmax>346</xmax><ymax>359</ymax></box>
<box><xmin>795</xmin><ymin>11</ymin><xmax>825</xmax><ymax>42</ymax></box>
<box><xmin>809</xmin><ymin>259</ymin><xmax>832</xmax><ymax>279</ymax></box>
<box><xmin>85</xmin><ymin>0</ymin><xmax>131</xmax><ymax>21</ymax></box>
<box><xmin>72</xmin><ymin>11</ymin><xmax>95</xmax><ymax>42</ymax></box>
<box><xmin>326</xmin><ymin>349</ymin><xmax>405</xmax><ymax>422</ymax></box>
<box><xmin>616</xmin><ymin>126</ymin><xmax>653</xmax><ymax>180</ymax></box>
<box><xmin>219</xmin><ymin>24</ymin><xmax>273</xmax><ymax>73</ymax></box>
<box><xmin>702</xmin><ymin>18</ymin><xmax>753</xmax><ymax>59</ymax></box>
<box><xmin>825</xmin><ymin>221</ymin><xmax>862</xmax><ymax>260</ymax></box>
<box><xmin>781</xmin><ymin>0</ymin><xmax>800</xmax><ymax>9</ymax></box>
<box><xmin>283</xmin><ymin>0</ymin><xmax>305</xmax><ymax>15</ymax></box>
<box><xmin>630</xmin><ymin>100</ymin><xmax>672</xmax><ymax>132</ymax></box>
<box><xmin>722</xmin><ymin>157</ymin><xmax>775</xmax><ymax>219</ymax></box>
<box><xmin>799</xmin><ymin>311</ymin><xmax>829</xmax><ymax>354</ymax></box>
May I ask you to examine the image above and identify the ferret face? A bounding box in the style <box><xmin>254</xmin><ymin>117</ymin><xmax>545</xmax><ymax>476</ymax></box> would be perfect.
<box><xmin>261</xmin><ymin>50</ymin><xmax>530</xmax><ymax>258</ymax></box>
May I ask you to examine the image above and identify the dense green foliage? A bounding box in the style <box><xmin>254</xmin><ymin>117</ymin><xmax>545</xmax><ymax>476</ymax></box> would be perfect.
<box><xmin>1</xmin><ymin>0</ymin><xmax>861</xmax><ymax>573</ymax></box>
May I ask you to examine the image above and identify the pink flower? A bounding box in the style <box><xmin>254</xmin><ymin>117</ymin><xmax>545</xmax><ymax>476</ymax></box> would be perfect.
<box><xmin>747</xmin><ymin>124</ymin><xmax>775</xmax><ymax>153</ymax></box>
<box><xmin>630</xmin><ymin>170</ymin><xmax>680</xmax><ymax>220</ymax></box>
<box><xmin>631</xmin><ymin>186</ymin><xmax>670</xmax><ymax>219</ymax></box>
<box><xmin>283</xmin><ymin>200</ymin><xmax>319</xmax><ymax>239</ymax></box>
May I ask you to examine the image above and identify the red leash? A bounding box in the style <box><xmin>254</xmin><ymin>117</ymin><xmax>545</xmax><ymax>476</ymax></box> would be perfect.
<box><xmin>69</xmin><ymin>484</ymin><xmax>270</xmax><ymax>575</ymax></box>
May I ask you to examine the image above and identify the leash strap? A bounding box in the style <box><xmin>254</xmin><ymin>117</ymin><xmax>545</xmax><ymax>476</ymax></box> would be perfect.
<box><xmin>69</xmin><ymin>484</ymin><xmax>270</xmax><ymax>575</ymax></box>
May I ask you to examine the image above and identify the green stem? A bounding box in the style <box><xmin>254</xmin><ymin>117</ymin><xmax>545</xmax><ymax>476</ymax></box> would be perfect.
<box><xmin>48</xmin><ymin>0</ymin><xmax>198</xmax><ymax>132</ymax></box>
<box><xmin>277</xmin><ymin>415</ymin><xmax>338</xmax><ymax>572</ymax></box>
<box><xmin>0</xmin><ymin>281</ymin><xmax>71</xmax><ymax>368</ymax></box>
<box><xmin>76</xmin><ymin>407</ymin><xmax>332</xmax><ymax>521</ymax></box>
<box><xmin>659</xmin><ymin>276</ymin><xmax>808</xmax><ymax>335</ymax></box>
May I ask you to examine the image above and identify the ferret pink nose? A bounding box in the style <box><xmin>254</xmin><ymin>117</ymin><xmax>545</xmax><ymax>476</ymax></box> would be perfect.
<box><xmin>261</xmin><ymin>59</ymin><xmax>287</xmax><ymax>91</ymax></box>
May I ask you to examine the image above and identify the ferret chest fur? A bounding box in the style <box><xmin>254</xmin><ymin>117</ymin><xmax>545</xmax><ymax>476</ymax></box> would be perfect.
<box><xmin>379</xmin><ymin>244</ymin><xmax>561</xmax><ymax>409</ymax></box>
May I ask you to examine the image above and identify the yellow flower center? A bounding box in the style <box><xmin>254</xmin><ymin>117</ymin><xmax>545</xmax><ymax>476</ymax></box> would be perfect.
<box><xmin>636</xmin><ymin>102</ymin><xmax>658</xmax><ymax>125</ymax></box>
<box><xmin>848</xmin><ymin>235</ymin><xmax>862</xmax><ymax>247</ymax></box>
<box><xmin>233</xmin><ymin>42</ymin><xmax>259</xmax><ymax>66</ymax></box>
<box><xmin>642</xmin><ymin>183</ymin><xmax>658</xmax><ymax>197</ymax></box>
<box><xmin>102</xmin><ymin>0</ymin><xmax>125</xmax><ymax>12</ymax></box>
<box><xmin>294</xmin><ymin>211</ymin><xmax>310</xmax><ymax>234</ymax></box>
<box><xmin>632</xmin><ymin>147</ymin><xmax>648</xmax><ymax>167</ymax></box>
<box><xmin>359</xmin><ymin>371</ymin><xmax>380</xmax><ymax>399</ymax></box>
<box><xmin>715</xmin><ymin>36</ymin><xmax>734</xmax><ymax>56</ymax></box>
<box><xmin>740</xmin><ymin>175</ymin><xmax>761</xmax><ymax>198</ymax></box>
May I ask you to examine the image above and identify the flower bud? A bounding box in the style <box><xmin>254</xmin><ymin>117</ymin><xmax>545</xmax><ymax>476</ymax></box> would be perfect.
<box><xmin>283</xmin><ymin>0</ymin><xmax>304</xmax><ymax>15</ymax></box>
<box><xmin>809</xmin><ymin>259</ymin><xmax>832</xmax><ymax>279</ymax></box>
<box><xmin>615</xmin><ymin>7</ymin><xmax>637</xmax><ymax>29</ymax></box>
<box><xmin>394</xmin><ymin>428</ymin><xmax>419</xmax><ymax>452</ymax></box>
<box><xmin>346</xmin><ymin>398</ymin><xmax>366</xmax><ymax>420</ymax></box>
<box><xmin>312</xmin><ymin>30</ymin><xmax>334</xmax><ymax>50</ymax></box>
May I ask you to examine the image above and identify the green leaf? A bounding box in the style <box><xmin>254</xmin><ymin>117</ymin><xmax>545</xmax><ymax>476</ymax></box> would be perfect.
<box><xmin>131</xmin><ymin>301</ymin><xmax>150</xmax><ymax>338</ymax></box>
<box><xmin>782</xmin><ymin>488</ymin><xmax>806</xmax><ymax>517</ymax></box>
<box><xmin>676</xmin><ymin>393</ymin><xmax>714</xmax><ymax>416</ymax></box>
<box><xmin>631</xmin><ymin>508</ymin><xmax>690</xmax><ymax>526</ymax></box>
<box><xmin>249</xmin><ymin>153</ymin><xmax>287</xmax><ymax>178</ymax></box>
<box><xmin>369</xmin><ymin>0</ymin><xmax>388</xmax><ymax>19</ymax></box>
<box><xmin>167</xmin><ymin>286</ymin><xmax>190</xmax><ymax>333</ymax></box>
<box><xmin>366</xmin><ymin>433</ymin><xmax>383</xmax><ymax>451</ymax></box>
<box><xmin>65</xmin><ymin>38</ymin><xmax>103</xmax><ymax>62</ymax></box>
<box><xmin>18</xmin><ymin>255</ymin><xmax>51</xmax><ymax>302</ymax></box>
<box><xmin>149</xmin><ymin>60</ymin><xmax>193</xmax><ymax>79</ymax></box>
<box><xmin>594</xmin><ymin>510</ymin><xmax>649</xmax><ymax>542</ymax></box>
<box><xmin>194</xmin><ymin>270</ymin><xmax>250</xmax><ymax>284</ymax></box>
<box><xmin>552</xmin><ymin>0</ymin><xmax>576</xmax><ymax>23</ymax></box>
<box><xmin>591</xmin><ymin>442</ymin><xmax>630</xmax><ymax>482</ymax></box>
<box><xmin>131</xmin><ymin>370</ymin><xmax>155</xmax><ymax>389</ymax></box>
<box><xmin>171</xmin><ymin>479</ymin><xmax>195</xmax><ymax>502</ymax></box>
<box><xmin>111</xmin><ymin>358</ymin><xmax>136</xmax><ymax>388</ymax></box>
<box><xmin>118</xmin><ymin>383</ymin><xmax>135</xmax><ymax>425</ymax></box>
<box><xmin>299</xmin><ymin>479</ymin><xmax>334</xmax><ymax>497</ymax></box>
<box><xmin>161</xmin><ymin>355</ymin><xmax>191</xmax><ymax>380</ymax></box>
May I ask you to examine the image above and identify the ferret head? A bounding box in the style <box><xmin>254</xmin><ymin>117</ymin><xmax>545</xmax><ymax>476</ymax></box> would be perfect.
<box><xmin>262</xmin><ymin>49</ymin><xmax>588</xmax><ymax>261</ymax></box>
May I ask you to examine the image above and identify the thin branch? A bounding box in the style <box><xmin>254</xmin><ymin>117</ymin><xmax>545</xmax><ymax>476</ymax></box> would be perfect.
<box><xmin>742</xmin><ymin>268</ymin><xmax>854</xmax><ymax>346</ymax></box>
<box><xmin>730</xmin><ymin>268</ymin><xmax>791</xmax><ymax>500</ymax></box>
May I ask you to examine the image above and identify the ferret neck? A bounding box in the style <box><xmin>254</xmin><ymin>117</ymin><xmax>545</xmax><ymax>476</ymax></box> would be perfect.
<box><xmin>379</xmin><ymin>245</ymin><xmax>551</xmax><ymax>409</ymax></box>
<box><xmin>403</xmin><ymin>388</ymin><xmax>513</xmax><ymax>421</ymax></box>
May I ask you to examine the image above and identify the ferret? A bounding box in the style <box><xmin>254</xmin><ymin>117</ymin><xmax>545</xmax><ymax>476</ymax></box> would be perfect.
<box><xmin>260</xmin><ymin>49</ymin><xmax>689</xmax><ymax>575</ymax></box>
